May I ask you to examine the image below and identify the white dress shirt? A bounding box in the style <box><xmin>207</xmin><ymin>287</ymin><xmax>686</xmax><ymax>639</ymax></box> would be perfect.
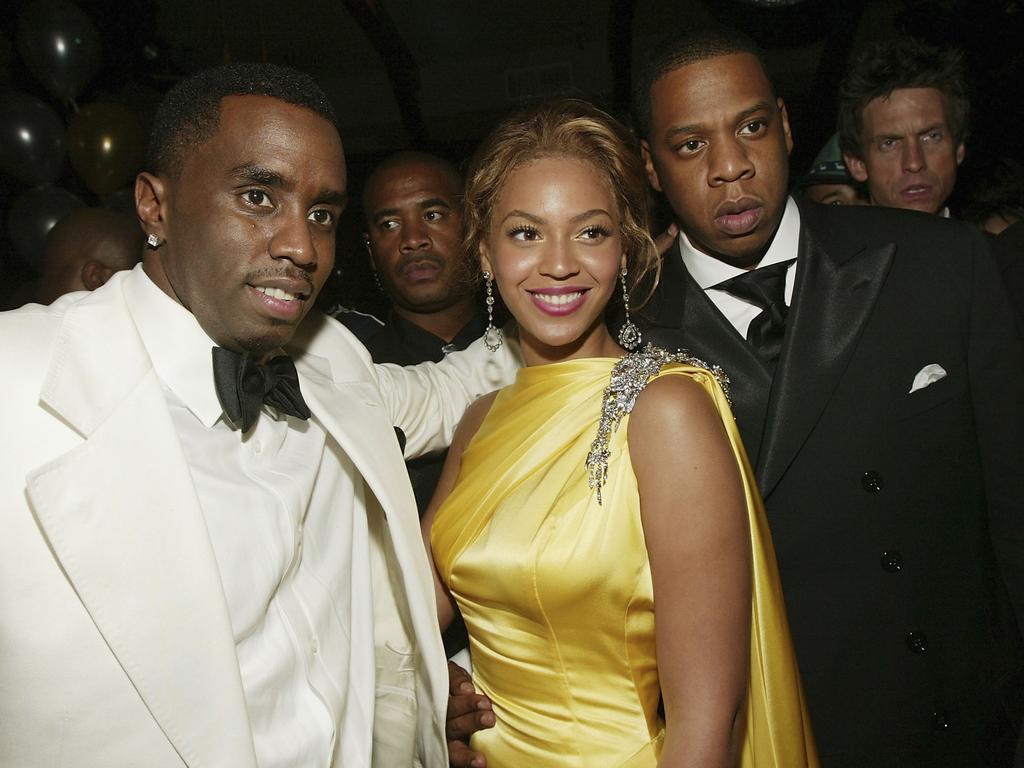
<box><xmin>677</xmin><ymin>196</ymin><xmax>802</xmax><ymax>337</ymax></box>
<box><xmin>125</xmin><ymin>266</ymin><xmax>374</xmax><ymax>768</ymax></box>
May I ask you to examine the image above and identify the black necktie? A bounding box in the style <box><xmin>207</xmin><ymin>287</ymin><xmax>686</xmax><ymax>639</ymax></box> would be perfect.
<box><xmin>714</xmin><ymin>259</ymin><xmax>796</xmax><ymax>371</ymax></box>
<box><xmin>212</xmin><ymin>347</ymin><xmax>311</xmax><ymax>432</ymax></box>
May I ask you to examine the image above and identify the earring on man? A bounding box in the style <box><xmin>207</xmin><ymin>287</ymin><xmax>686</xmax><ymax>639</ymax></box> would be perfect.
<box><xmin>482</xmin><ymin>270</ymin><xmax>503</xmax><ymax>352</ymax></box>
<box><xmin>146</xmin><ymin>233</ymin><xmax>165</xmax><ymax>249</ymax></box>
<box><xmin>617</xmin><ymin>265</ymin><xmax>641</xmax><ymax>350</ymax></box>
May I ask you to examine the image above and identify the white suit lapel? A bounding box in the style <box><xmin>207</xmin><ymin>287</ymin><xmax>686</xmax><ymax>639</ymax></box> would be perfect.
<box><xmin>297</xmin><ymin>356</ymin><xmax>448</xmax><ymax>762</ymax></box>
<box><xmin>28</xmin><ymin>279</ymin><xmax>257</xmax><ymax>768</ymax></box>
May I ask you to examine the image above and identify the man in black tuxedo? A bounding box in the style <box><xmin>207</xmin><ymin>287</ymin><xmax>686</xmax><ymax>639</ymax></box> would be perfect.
<box><xmin>635</xmin><ymin>27</ymin><xmax>1024</xmax><ymax>767</ymax></box>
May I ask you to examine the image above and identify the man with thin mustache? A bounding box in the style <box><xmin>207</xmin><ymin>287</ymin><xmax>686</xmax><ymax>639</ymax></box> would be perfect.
<box><xmin>0</xmin><ymin>63</ymin><xmax>517</xmax><ymax>768</ymax></box>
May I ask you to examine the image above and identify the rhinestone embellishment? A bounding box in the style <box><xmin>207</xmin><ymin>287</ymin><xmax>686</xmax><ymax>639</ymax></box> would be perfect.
<box><xmin>585</xmin><ymin>344</ymin><xmax>730</xmax><ymax>505</ymax></box>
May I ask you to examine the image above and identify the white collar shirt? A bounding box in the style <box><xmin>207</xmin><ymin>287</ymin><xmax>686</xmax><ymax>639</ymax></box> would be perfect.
<box><xmin>124</xmin><ymin>265</ymin><xmax>375</xmax><ymax>768</ymax></box>
<box><xmin>677</xmin><ymin>196</ymin><xmax>802</xmax><ymax>338</ymax></box>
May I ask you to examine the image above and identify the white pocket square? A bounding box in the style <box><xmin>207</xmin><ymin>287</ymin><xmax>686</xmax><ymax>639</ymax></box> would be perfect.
<box><xmin>909</xmin><ymin>363</ymin><xmax>947</xmax><ymax>394</ymax></box>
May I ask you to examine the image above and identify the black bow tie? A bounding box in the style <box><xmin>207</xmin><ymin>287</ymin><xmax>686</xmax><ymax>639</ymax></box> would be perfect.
<box><xmin>212</xmin><ymin>347</ymin><xmax>311</xmax><ymax>432</ymax></box>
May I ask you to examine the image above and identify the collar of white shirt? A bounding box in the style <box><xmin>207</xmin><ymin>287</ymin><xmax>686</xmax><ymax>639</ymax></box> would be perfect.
<box><xmin>677</xmin><ymin>195</ymin><xmax>802</xmax><ymax>290</ymax></box>
<box><xmin>124</xmin><ymin>264</ymin><xmax>226</xmax><ymax>428</ymax></box>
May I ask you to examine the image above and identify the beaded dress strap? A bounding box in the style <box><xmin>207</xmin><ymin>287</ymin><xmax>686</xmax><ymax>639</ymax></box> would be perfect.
<box><xmin>585</xmin><ymin>344</ymin><xmax>730</xmax><ymax>505</ymax></box>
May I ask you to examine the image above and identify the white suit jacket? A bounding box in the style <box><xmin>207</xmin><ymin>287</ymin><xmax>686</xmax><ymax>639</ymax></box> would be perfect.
<box><xmin>0</xmin><ymin>270</ymin><xmax>517</xmax><ymax>768</ymax></box>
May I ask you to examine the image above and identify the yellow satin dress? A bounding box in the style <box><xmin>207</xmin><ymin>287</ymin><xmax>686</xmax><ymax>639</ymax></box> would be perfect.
<box><xmin>431</xmin><ymin>352</ymin><xmax>818</xmax><ymax>767</ymax></box>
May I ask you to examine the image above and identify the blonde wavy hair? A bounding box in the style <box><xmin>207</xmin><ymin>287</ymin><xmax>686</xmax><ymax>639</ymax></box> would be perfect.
<box><xmin>462</xmin><ymin>99</ymin><xmax>660</xmax><ymax>307</ymax></box>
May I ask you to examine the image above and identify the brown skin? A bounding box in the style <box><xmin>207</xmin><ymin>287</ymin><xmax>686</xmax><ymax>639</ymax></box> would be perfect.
<box><xmin>480</xmin><ymin>157</ymin><xmax>626</xmax><ymax>366</ymax></box>
<box><xmin>844</xmin><ymin>87</ymin><xmax>965</xmax><ymax>215</ymax></box>
<box><xmin>36</xmin><ymin>207</ymin><xmax>144</xmax><ymax>304</ymax></box>
<box><xmin>641</xmin><ymin>53</ymin><xmax>793</xmax><ymax>270</ymax></box>
<box><xmin>364</xmin><ymin>154</ymin><xmax>475</xmax><ymax>341</ymax></box>
<box><xmin>802</xmin><ymin>182</ymin><xmax>865</xmax><ymax>207</ymax></box>
<box><xmin>136</xmin><ymin>95</ymin><xmax>347</xmax><ymax>360</ymax></box>
<box><xmin>432</xmin><ymin>156</ymin><xmax>749</xmax><ymax>767</ymax></box>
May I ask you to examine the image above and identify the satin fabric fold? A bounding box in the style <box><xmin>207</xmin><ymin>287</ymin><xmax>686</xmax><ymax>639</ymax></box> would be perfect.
<box><xmin>432</xmin><ymin>356</ymin><xmax>817</xmax><ymax>767</ymax></box>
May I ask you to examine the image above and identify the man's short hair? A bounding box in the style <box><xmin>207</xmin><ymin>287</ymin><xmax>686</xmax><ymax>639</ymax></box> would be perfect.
<box><xmin>632</xmin><ymin>26</ymin><xmax>771</xmax><ymax>140</ymax></box>
<box><xmin>147</xmin><ymin>62</ymin><xmax>337</xmax><ymax>177</ymax></box>
<box><xmin>837</xmin><ymin>38</ymin><xmax>969</xmax><ymax>160</ymax></box>
<box><xmin>361</xmin><ymin>150</ymin><xmax>463</xmax><ymax>223</ymax></box>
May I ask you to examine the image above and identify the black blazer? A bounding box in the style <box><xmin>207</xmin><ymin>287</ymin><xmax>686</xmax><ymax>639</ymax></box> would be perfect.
<box><xmin>640</xmin><ymin>198</ymin><xmax>1024</xmax><ymax>767</ymax></box>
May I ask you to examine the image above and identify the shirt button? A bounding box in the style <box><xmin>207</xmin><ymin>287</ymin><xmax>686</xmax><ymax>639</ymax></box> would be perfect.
<box><xmin>861</xmin><ymin>471</ymin><xmax>884</xmax><ymax>492</ymax></box>
<box><xmin>905</xmin><ymin>632</ymin><xmax>928</xmax><ymax>653</ymax></box>
<box><xmin>880</xmin><ymin>551</ymin><xmax>903</xmax><ymax>572</ymax></box>
<box><xmin>311</xmin><ymin>637</ymin><xmax>320</xmax><ymax>656</ymax></box>
<box><xmin>252</xmin><ymin>439</ymin><xmax>262</xmax><ymax>454</ymax></box>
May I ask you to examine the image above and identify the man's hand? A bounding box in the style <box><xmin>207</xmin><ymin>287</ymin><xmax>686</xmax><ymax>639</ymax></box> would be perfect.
<box><xmin>654</xmin><ymin>221</ymin><xmax>679</xmax><ymax>257</ymax></box>
<box><xmin>447</xmin><ymin>660</ymin><xmax>494</xmax><ymax>768</ymax></box>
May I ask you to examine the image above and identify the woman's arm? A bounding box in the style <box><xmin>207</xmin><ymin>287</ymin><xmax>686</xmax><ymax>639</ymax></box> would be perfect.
<box><xmin>421</xmin><ymin>391</ymin><xmax>500</xmax><ymax>632</ymax></box>
<box><xmin>628</xmin><ymin>375</ymin><xmax>751</xmax><ymax>768</ymax></box>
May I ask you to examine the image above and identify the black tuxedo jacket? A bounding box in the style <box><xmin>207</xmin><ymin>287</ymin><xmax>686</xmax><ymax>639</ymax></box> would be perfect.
<box><xmin>640</xmin><ymin>198</ymin><xmax>1024</xmax><ymax>767</ymax></box>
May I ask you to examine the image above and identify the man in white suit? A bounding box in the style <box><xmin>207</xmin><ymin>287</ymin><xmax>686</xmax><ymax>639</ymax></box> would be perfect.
<box><xmin>0</xmin><ymin>63</ymin><xmax>515</xmax><ymax>768</ymax></box>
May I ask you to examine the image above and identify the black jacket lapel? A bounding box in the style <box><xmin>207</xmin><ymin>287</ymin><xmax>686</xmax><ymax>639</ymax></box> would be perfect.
<box><xmin>758</xmin><ymin>204</ymin><xmax>895</xmax><ymax>497</ymax></box>
<box><xmin>640</xmin><ymin>242</ymin><xmax>773</xmax><ymax>467</ymax></box>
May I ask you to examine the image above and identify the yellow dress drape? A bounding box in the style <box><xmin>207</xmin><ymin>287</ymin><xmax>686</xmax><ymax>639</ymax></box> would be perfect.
<box><xmin>431</xmin><ymin>354</ymin><xmax>818</xmax><ymax>767</ymax></box>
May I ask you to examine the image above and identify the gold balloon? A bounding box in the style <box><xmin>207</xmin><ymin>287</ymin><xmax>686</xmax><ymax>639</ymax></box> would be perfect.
<box><xmin>66</xmin><ymin>102</ymin><xmax>145</xmax><ymax>197</ymax></box>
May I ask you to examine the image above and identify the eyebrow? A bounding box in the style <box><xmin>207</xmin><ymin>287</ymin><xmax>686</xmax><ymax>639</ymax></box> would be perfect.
<box><xmin>499</xmin><ymin>208</ymin><xmax>613</xmax><ymax>225</ymax></box>
<box><xmin>570</xmin><ymin>208</ymin><xmax>613</xmax><ymax>223</ymax></box>
<box><xmin>664</xmin><ymin>100</ymin><xmax>774</xmax><ymax>140</ymax></box>
<box><xmin>229</xmin><ymin>163</ymin><xmax>285</xmax><ymax>187</ymax></box>
<box><xmin>874</xmin><ymin>123</ymin><xmax>946</xmax><ymax>141</ymax></box>
<box><xmin>230</xmin><ymin>163</ymin><xmax>346</xmax><ymax>207</ymax></box>
<box><xmin>372</xmin><ymin>197</ymin><xmax>453</xmax><ymax>220</ymax></box>
<box><xmin>418</xmin><ymin>197</ymin><xmax>452</xmax><ymax>210</ymax></box>
<box><xmin>500</xmin><ymin>209</ymin><xmax>543</xmax><ymax>225</ymax></box>
<box><xmin>316</xmin><ymin>189</ymin><xmax>348</xmax><ymax>208</ymax></box>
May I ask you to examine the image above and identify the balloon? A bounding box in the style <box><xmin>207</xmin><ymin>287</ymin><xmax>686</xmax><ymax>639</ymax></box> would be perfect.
<box><xmin>16</xmin><ymin>0</ymin><xmax>101</xmax><ymax>101</ymax></box>
<box><xmin>100</xmin><ymin>185</ymin><xmax>137</xmax><ymax>216</ymax></box>
<box><xmin>0</xmin><ymin>91</ymin><xmax>66</xmax><ymax>185</ymax></box>
<box><xmin>6</xmin><ymin>185</ymin><xmax>84</xmax><ymax>268</ymax></box>
<box><xmin>67</xmin><ymin>103</ymin><xmax>145</xmax><ymax>197</ymax></box>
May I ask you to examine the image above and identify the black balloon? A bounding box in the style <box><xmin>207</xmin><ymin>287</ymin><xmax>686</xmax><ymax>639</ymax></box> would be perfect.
<box><xmin>16</xmin><ymin>0</ymin><xmax>101</xmax><ymax>101</ymax></box>
<box><xmin>0</xmin><ymin>91</ymin><xmax>66</xmax><ymax>185</ymax></box>
<box><xmin>67</xmin><ymin>102</ymin><xmax>145</xmax><ymax>196</ymax></box>
<box><xmin>6</xmin><ymin>185</ymin><xmax>84</xmax><ymax>268</ymax></box>
<box><xmin>100</xmin><ymin>185</ymin><xmax>137</xmax><ymax>216</ymax></box>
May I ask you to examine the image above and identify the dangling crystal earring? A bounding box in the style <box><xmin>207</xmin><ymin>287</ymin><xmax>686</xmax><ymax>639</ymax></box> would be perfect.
<box><xmin>617</xmin><ymin>265</ymin><xmax>641</xmax><ymax>351</ymax></box>
<box><xmin>146</xmin><ymin>233</ymin><xmax>165</xmax><ymax>249</ymax></box>
<box><xmin>482</xmin><ymin>270</ymin><xmax>503</xmax><ymax>352</ymax></box>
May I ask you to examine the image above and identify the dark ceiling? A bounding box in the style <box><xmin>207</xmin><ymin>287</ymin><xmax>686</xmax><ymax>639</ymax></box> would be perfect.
<box><xmin>2</xmin><ymin>0</ymin><xmax>1021</xmax><ymax>305</ymax></box>
<box><xmin>4</xmin><ymin>0</ymin><xmax>1021</xmax><ymax>176</ymax></box>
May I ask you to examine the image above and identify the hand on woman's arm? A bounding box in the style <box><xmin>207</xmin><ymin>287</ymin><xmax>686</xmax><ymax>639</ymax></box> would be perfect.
<box><xmin>629</xmin><ymin>376</ymin><xmax>751</xmax><ymax>768</ymax></box>
<box><xmin>421</xmin><ymin>391</ymin><xmax>498</xmax><ymax>630</ymax></box>
<box><xmin>421</xmin><ymin>392</ymin><xmax>500</xmax><ymax>767</ymax></box>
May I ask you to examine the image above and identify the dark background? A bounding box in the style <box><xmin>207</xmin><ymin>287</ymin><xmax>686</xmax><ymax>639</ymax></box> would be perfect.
<box><xmin>2</xmin><ymin>0</ymin><xmax>1021</xmax><ymax>314</ymax></box>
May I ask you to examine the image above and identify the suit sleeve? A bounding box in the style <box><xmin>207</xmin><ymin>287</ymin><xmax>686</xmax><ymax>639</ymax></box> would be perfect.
<box><xmin>967</xmin><ymin>227</ymin><xmax>1024</xmax><ymax>632</ymax></box>
<box><xmin>372</xmin><ymin>336</ymin><xmax>522</xmax><ymax>459</ymax></box>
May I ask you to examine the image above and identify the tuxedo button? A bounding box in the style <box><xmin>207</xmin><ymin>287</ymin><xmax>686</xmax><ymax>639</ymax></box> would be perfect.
<box><xmin>861</xmin><ymin>471</ymin><xmax>884</xmax><ymax>492</ymax></box>
<box><xmin>931</xmin><ymin>710</ymin><xmax>950</xmax><ymax>731</ymax></box>
<box><xmin>880</xmin><ymin>551</ymin><xmax>903</xmax><ymax>572</ymax></box>
<box><xmin>905</xmin><ymin>632</ymin><xmax>928</xmax><ymax>653</ymax></box>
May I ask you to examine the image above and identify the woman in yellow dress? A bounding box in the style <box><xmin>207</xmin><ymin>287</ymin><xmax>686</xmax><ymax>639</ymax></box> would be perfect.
<box><xmin>424</xmin><ymin>99</ymin><xmax>817</xmax><ymax>768</ymax></box>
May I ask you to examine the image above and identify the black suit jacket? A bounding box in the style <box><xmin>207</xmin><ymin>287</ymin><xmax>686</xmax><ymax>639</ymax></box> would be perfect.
<box><xmin>640</xmin><ymin>198</ymin><xmax>1024</xmax><ymax>767</ymax></box>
